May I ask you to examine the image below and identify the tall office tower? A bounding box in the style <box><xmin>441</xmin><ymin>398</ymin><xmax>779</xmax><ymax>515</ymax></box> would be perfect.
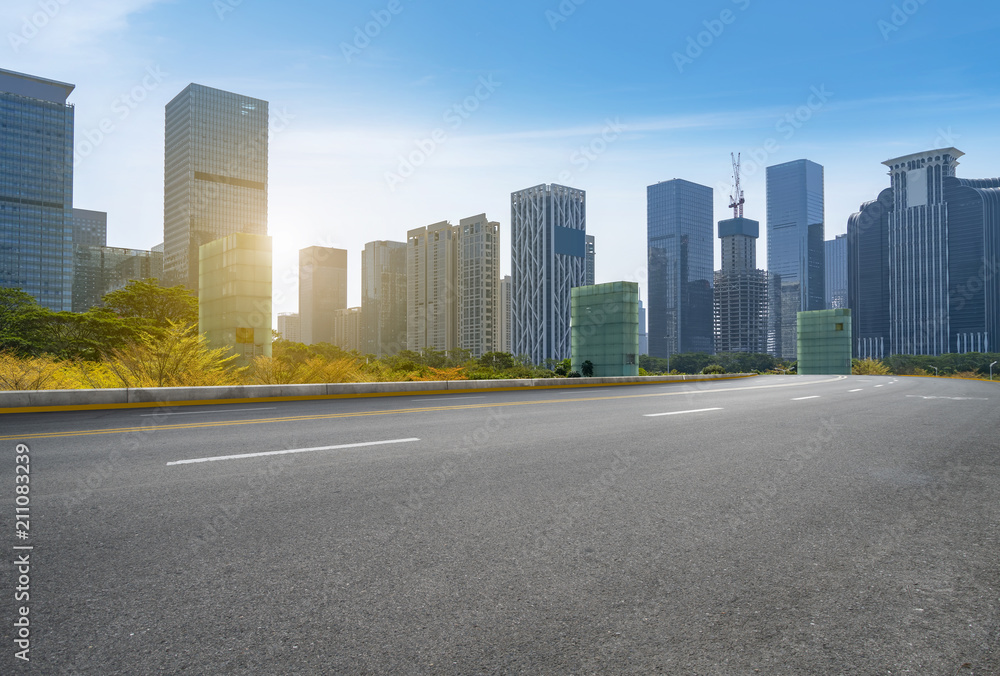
<box><xmin>871</xmin><ymin>148</ymin><xmax>999</xmax><ymax>356</ymax></box>
<box><xmin>847</xmin><ymin>188</ymin><xmax>893</xmax><ymax>359</ymax></box>
<box><xmin>407</xmin><ymin>221</ymin><xmax>459</xmax><ymax>353</ymax></box>
<box><xmin>638</xmin><ymin>297</ymin><xmax>648</xmax><ymax>356</ymax></box>
<box><xmin>299</xmin><ymin>246</ymin><xmax>348</xmax><ymax>345</ymax></box>
<box><xmin>511</xmin><ymin>184</ymin><xmax>588</xmax><ymax>364</ymax></box>
<box><xmin>943</xmin><ymin>175</ymin><xmax>1000</xmax><ymax>353</ymax></box>
<box><xmin>458</xmin><ymin>213</ymin><xmax>500</xmax><ymax>358</ymax></box>
<box><xmin>333</xmin><ymin>307</ymin><xmax>363</xmax><ymax>352</ymax></box>
<box><xmin>766</xmin><ymin>159</ymin><xmax>825</xmax><ymax>359</ymax></box>
<box><xmin>585</xmin><ymin>234</ymin><xmax>596</xmax><ymax>286</ymax></box>
<box><xmin>277</xmin><ymin>312</ymin><xmax>301</xmax><ymax>342</ymax></box>
<box><xmin>163</xmin><ymin>84</ymin><xmax>268</xmax><ymax>291</ymax></box>
<box><xmin>647</xmin><ymin>179</ymin><xmax>714</xmax><ymax>357</ymax></box>
<box><xmin>825</xmin><ymin>234</ymin><xmax>848</xmax><ymax>309</ymax></box>
<box><xmin>72</xmin><ymin>209</ymin><xmax>107</xmax><ymax>248</ymax></box>
<box><xmin>361</xmin><ymin>240</ymin><xmax>407</xmax><ymax>356</ymax></box>
<box><xmin>713</xmin><ymin>216</ymin><xmax>768</xmax><ymax>353</ymax></box>
<box><xmin>499</xmin><ymin>275</ymin><xmax>511</xmax><ymax>354</ymax></box>
<box><xmin>0</xmin><ymin>69</ymin><xmax>75</xmax><ymax>311</ymax></box>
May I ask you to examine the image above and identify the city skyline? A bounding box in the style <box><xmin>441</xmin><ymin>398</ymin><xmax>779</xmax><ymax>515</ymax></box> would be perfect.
<box><xmin>2</xmin><ymin>1</ymin><xmax>997</xmax><ymax>319</ymax></box>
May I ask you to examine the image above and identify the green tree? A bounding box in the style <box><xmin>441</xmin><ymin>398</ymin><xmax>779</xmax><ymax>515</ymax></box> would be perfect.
<box><xmin>581</xmin><ymin>360</ymin><xmax>594</xmax><ymax>377</ymax></box>
<box><xmin>0</xmin><ymin>288</ymin><xmax>52</xmax><ymax>355</ymax></box>
<box><xmin>101</xmin><ymin>279</ymin><xmax>198</xmax><ymax>330</ymax></box>
<box><xmin>37</xmin><ymin>309</ymin><xmax>142</xmax><ymax>360</ymax></box>
<box><xmin>478</xmin><ymin>351</ymin><xmax>515</xmax><ymax>371</ymax></box>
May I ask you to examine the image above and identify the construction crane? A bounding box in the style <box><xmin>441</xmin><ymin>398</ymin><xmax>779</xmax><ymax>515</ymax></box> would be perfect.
<box><xmin>729</xmin><ymin>152</ymin><xmax>745</xmax><ymax>218</ymax></box>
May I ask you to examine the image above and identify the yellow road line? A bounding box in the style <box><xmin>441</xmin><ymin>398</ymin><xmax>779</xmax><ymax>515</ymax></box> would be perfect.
<box><xmin>0</xmin><ymin>376</ymin><xmax>845</xmax><ymax>441</ymax></box>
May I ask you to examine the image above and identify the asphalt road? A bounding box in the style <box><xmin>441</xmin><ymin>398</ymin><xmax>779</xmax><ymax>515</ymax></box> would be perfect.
<box><xmin>1</xmin><ymin>374</ymin><xmax>998</xmax><ymax>674</ymax></box>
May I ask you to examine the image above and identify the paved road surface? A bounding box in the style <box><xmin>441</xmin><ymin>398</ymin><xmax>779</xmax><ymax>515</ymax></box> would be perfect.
<box><xmin>1</xmin><ymin>375</ymin><xmax>997</xmax><ymax>674</ymax></box>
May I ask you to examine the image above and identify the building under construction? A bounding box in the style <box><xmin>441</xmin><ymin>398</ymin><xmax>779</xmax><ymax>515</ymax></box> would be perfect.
<box><xmin>714</xmin><ymin>155</ymin><xmax>769</xmax><ymax>354</ymax></box>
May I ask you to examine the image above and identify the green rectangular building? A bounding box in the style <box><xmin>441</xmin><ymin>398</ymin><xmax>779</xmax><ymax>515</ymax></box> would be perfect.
<box><xmin>571</xmin><ymin>281</ymin><xmax>640</xmax><ymax>377</ymax></box>
<box><xmin>199</xmin><ymin>233</ymin><xmax>273</xmax><ymax>362</ymax></box>
<box><xmin>797</xmin><ymin>309</ymin><xmax>852</xmax><ymax>375</ymax></box>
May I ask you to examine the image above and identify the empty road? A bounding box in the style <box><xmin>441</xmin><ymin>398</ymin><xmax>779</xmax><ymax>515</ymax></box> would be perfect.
<box><xmin>1</xmin><ymin>374</ymin><xmax>997</xmax><ymax>674</ymax></box>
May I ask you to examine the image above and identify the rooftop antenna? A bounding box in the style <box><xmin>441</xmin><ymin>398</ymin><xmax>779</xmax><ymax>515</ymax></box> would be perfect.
<box><xmin>729</xmin><ymin>152</ymin><xmax>745</xmax><ymax>218</ymax></box>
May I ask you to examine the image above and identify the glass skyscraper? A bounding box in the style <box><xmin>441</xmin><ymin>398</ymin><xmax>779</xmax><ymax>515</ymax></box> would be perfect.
<box><xmin>824</xmin><ymin>233</ymin><xmax>847</xmax><ymax>309</ymax></box>
<box><xmin>0</xmin><ymin>69</ymin><xmax>75</xmax><ymax>311</ymax></box>
<box><xmin>647</xmin><ymin>179</ymin><xmax>714</xmax><ymax>357</ymax></box>
<box><xmin>361</xmin><ymin>240</ymin><xmax>407</xmax><ymax>357</ymax></box>
<box><xmin>945</xmin><ymin>175</ymin><xmax>1000</xmax><ymax>353</ymax></box>
<box><xmin>164</xmin><ymin>84</ymin><xmax>268</xmax><ymax>291</ymax></box>
<box><xmin>847</xmin><ymin>188</ymin><xmax>892</xmax><ymax>359</ymax></box>
<box><xmin>849</xmin><ymin>148</ymin><xmax>999</xmax><ymax>357</ymax></box>
<box><xmin>510</xmin><ymin>184</ymin><xmax>588</xmax><ymax>364</ymax></box>
<box><xmin>766</xmin><ymin>159</ymin><xmax>825</xmax><ymax>359</ymax></box>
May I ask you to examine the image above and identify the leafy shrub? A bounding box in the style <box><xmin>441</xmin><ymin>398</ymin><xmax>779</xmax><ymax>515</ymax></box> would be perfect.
<box><xmin>852</xmin><ymin>358</ymin><xmax>891</xmax><ymax>375</ymax></box>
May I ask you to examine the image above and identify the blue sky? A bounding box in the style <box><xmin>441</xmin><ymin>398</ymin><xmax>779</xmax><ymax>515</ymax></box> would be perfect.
<box><xmin>3</xmin><ymin>0</ymin><xmax>1000</xmax><ymax>312</ymax></box>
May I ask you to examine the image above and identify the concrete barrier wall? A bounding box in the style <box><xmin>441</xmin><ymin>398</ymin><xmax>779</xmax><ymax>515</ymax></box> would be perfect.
<box><xmin>0</xmin><ymin>373</ymin><xmax>756</xmax><ymax>413</ymax></box>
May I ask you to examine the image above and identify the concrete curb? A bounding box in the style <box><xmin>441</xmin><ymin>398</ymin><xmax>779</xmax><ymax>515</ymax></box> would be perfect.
<box><xmin>0</xmin><ymin>373</ymin><xmax>758</xmax><ymax>414</ymax></box>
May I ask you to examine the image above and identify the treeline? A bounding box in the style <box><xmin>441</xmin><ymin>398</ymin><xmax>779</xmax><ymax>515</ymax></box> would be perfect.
<box><xmin>0</xmin><ymin>281</ymin><xmax>197</xmax><ymax>360</ymax></box>
<box><xmin>880</xmin><ymin>352</ymin><xmax>1000</xmax><ymax>377</ymax></box>
<box><xmin>5</xmin><ymin>281</ymin><xmax>993</xmax><ymax>390</ymax></box>
<box><xmin>638</xmin><ymin>352</ymin><xmax>786</xmax><ymax>375</ymax></box>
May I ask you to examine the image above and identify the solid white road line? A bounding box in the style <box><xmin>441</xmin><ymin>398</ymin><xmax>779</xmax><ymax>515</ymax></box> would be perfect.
<box><xmin>141</xmin><ymin>407</ymin><xmax>278</xmax><ymax>417</ymax></box>
<box><xmin>792</xmin><ymin>396</ymin><xmax>821</xmax><ymax>401</ymax></box>
<box><xmin>167</xmin><ymin>438</ymin><xmax>421</xmax><ymax>466</ymax></box>
<box><xmin>644</xmin><ymin>408</ymin><xmax>723</xmax><ymax>417</ymax></box>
